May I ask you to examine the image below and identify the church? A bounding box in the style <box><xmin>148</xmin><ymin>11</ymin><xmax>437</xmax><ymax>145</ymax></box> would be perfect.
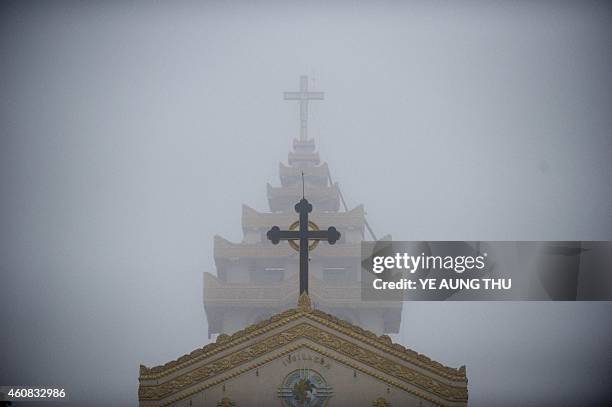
<box><xmin>138</xmin><ymin>76</ymin><xmax>468</xmax><ymax>407</ymax></box>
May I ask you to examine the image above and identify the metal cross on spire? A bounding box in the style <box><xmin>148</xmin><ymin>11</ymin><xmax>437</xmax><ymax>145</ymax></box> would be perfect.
<box><xmin>283</xmin><ymin>75</ymin><xmax>324</xmax><ymax>141</ymax></box>
<box><xmin>267</xmin><ymin>198</ymin><xmax>341</xmax><ymax>294</ymax></box>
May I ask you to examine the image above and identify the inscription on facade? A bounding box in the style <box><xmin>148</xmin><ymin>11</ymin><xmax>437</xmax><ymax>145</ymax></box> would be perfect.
<box><xmin>282</xmin><ymin>352</ymin><xmax>331</xmax><ymax>370</ymax></box>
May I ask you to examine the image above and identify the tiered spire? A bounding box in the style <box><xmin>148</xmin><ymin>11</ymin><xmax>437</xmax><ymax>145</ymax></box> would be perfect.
<box><xmin>268</xmin><ymin>75</ymin><xmax>339</xmax><ymax>212</ymax></box>
<box><xmin>203</xmin><ymin>75</ymin><xmax>401</xmax><ymax>338</ymax></box>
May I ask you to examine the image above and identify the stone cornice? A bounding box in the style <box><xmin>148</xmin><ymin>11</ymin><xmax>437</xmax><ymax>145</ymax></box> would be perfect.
<box><xmin>241</xmin><ymin>204</ymin><xmax>364</xmax><ymax>231</ymax></box>
<box><xmin>141</xmin><ymin>295</ymin><xmax>466</xmax><ymax>384</ymax></box>
<box><xmin>279</xmin><ymin>162</ymin><xmax>329</xmax><ymax>186</ymax></box>
<box><xmin>139</xmin><ymin>321</ymin><xmax>467</xmax><ymax>407</ymax></box>
<box><xmin>140</xmin><ymin>342</ymin><xmax>466</xmax><ymax>407</ymax></box>
<box><xmin>266</xmin><ymin>182</ymin><xmax>339</xmax><ymax>212</ymax></box>
<box><xmin>266</xmin><ymin>182</ymin><xmax>338</xmax><ymax>199</ymax></box>
<box><xmin>213</xmin><ymin>235</ymin><xmax>359</xmax><ymax>259</ymax></box>
<box><xmin>287</xmin><ymin>151</ymin><xmax>320</xmax><ymax>165</ymax></box>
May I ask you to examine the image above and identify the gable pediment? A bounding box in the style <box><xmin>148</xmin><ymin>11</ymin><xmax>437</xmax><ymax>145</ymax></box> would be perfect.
<box><xmin>139</xmin><ymin>296</ymin><xmax>467</xmax><ymax>407</ymax></box>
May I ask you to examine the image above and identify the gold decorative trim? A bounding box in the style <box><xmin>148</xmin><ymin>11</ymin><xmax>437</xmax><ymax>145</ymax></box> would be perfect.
<box><xmin>139</xmin><ymin>323</ymin><xmax>467</xmax><ymax>404</ymax></box>
<box><xmin>139</xmin><ymin>342</ymin><xmax>465</xmax><ymax>407</ymax></box>
<box><xmin>216</xmin><ymin>397</ymin><xmax>235</xmax><ymax>407</ymax></box>
<box><xmin>372</xmin><ymin>397</ymin><xmax>391</xmax><ymax>407</ymax></box>
<box><xmin>141</xmin><ymin>306</ymin><xmax>465</xmax><ymax>382</ymax></box>
<box><xmin>297</xmin><ymin>292</ymin><xmax>312</xmax><ymax>312</ymax></box>
<box><xmin>140</xmin><ymin>309</ymin><xmax>302</xmax><ymax>378</ymax></box>
<box><xmin>287</xmin><ymin>220</ymin><xmax>320</xmax><ymax>252</ymax></box>
<box><xmin>306</xmin><ymin>310</ymin><xmax>467</xmax><ymax>381</ymax></box>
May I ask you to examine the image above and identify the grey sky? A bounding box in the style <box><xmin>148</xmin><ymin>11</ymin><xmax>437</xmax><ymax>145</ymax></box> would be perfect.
<box><xmin>1</xmin><ymin>1</ymin><xmax>611</xmax><ymax>406</ymax></box>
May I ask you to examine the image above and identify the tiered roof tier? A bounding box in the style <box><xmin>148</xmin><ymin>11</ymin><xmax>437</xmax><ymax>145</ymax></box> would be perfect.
<box><xmin>203</xmin><ymin>136</ymin><xmax>402</xmax><ymax>337</ymax></box>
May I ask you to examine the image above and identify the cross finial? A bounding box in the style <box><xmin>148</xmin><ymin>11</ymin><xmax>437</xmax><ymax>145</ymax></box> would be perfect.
<box><xmin>301</xmin><ymin>171</ymin><xmax>305</xmax><ymax>199</ymax></box>
<box><xmin>283</xmin><ymin>75</ymin><xmax>324</xmax><ymax>141</ymax></box>
<box><xmin>266</xmin><ymin>199</ymin><xmax>340</xmax><ymax>294</ymax></box>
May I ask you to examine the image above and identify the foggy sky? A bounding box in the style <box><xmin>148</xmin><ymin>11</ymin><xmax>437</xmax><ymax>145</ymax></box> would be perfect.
<box><xmin>1</xmin><ymin>1</ymin><xmax>611</xmax><ymax>406</ymax></box>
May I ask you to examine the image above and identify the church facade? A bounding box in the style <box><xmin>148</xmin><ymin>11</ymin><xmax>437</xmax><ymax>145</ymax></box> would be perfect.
<box><xmin>139</xmin><ymin>294</ymin><xmax>468</xmax><ymax>407</ymax></box>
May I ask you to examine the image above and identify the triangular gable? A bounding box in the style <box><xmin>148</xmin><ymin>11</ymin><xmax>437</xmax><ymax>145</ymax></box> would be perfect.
<box><xmin>140</xmin><ymin>294</ymin><xmax>467</xmax><ymax>407</ymax></box>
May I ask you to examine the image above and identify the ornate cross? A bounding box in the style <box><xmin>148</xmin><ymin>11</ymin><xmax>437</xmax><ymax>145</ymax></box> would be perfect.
<box><xmin>283</xmin><ymin>75</ymin><xmax>324</xmax><ymax>141</ymax></box>
<box><xmin>267</xmin><ymin>198</ymin><xmax>340</xmax><ymax>294</ymax></box>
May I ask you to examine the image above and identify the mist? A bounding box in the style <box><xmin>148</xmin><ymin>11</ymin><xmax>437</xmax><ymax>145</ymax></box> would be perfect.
<box><xmin>1</xmin><ymin>1</ymin><xmax>611</xmax><ymax>405</ymax></box>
